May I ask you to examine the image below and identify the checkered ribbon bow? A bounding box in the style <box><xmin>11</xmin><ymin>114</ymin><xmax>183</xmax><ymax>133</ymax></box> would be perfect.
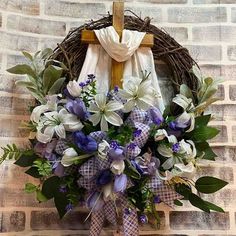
<box><xmin>56</xmin><ymin>108</ymin><xmax>181</xmax><ymax>236</ymax></box>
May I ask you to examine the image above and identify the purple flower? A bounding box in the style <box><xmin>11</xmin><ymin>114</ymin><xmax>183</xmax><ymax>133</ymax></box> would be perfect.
<box><xmin>110</xmin><ymin>140</ymin><xmax>119</xmax><ymax>149</ymax></box>
<box><xmin>131</xmin><ymin>160</ymin><xmax>144</xmax><ymax>175</ymax></box>
<box><xmin>88</xmin><ymin>74</ymin><xmax>95</xmax><ymax>81</ymax></box>
<box><xmin>114</xmin><ymin>174</ymin><xmax>127</xmax><ymax>193</ymax></box>
<box><xmin>172</xmin><ymin>143</ymin><xmax>180</xmax><ymax>153</ymax></box>
<box><xmin>114</xmin><ymin>85</ymin><xmax>119</xmax><ymax>92</ymax></box>
<box><xmin>73</xmin><ymin>131</ymin><xmax>97</xmax><ymax>153</ymax></box>
<box><xmin>65</xmin><ymin>203</ymin><xmax>73</xmax><ymax>212</ymax></box>
<box><xmin>140</xmin><ymin>214</ymin><xmax>148</xmax><ymax>224</ymax></box>
<box><xmin>154</xmin><ymin>195</ymin><xmax>161</xmax><ymax>204</ymax></box>
<box><xmin>63</xmin><ymin>88</ymin><xmax>75</xmax><ymax>100</ymax></box>
<box><xmin>109</xmin><ymin>147</ymin><xmax>125</xmax><ymax>160</ymax></box>
<box><xmin>79</xmin><ymin>82</ymin><xmax>86</xmax><ymax>88</ymax></box>
<box><xmin>54</xmin><ymin>163</ymin><xmax>65</xmax><ymax>177</ymax></box>
<box><xmin>96</xmin><ymin>169</ymin><xmax>113</xmax><ymax>186</ymax></box>
<box><xmin>133</xmin><ymin>129</ymin><xmax>142</xmax><ymax>138</ymax></box>
<box><xmin>87</xmin><ymin>191</ymin><xmax>104</xmax><ymax>211</ymax></box>
<box><xmin>66</xmin><ymin>98</ymin><xmax>88</xmax><ymax>120</ymax></box>
<box><xmin>124</xmin><ymin>208</ymin><xmax>131</xmax><ymax>215</ymax></box>
<box><xmin>149</xmin><ymin>108</ymin><xmax>164</xmax><ymax>125</ymax></box>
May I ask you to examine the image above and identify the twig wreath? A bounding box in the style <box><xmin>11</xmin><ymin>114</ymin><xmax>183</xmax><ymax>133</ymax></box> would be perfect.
<box><xmin>1</xmin><ymin>3</ymin><xmax>227</xmax><ymax>236</ymax></box>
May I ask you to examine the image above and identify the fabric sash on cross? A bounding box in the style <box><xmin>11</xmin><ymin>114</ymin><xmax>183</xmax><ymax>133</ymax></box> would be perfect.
<box><xmin>78</xmin><ymin>26</ymin><xmax>165</xmax><ymax>112</ymax></box>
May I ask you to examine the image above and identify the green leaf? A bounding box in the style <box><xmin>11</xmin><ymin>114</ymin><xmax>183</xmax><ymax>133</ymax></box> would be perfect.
<box><xmin>42</xmin><ymin>176</ymin><xmax>60</xmax><ymax>199</ymax></box>
<box><xmin>7</xmin><ymin>64</ymin><xmax>36</xmax><ymax>79</ymax></box>
<box><xmin>36</xmin><ymin>190</ymin><xmax>48</xmax><ymax>202</ymax></box>
<box><xmin>189</xmin><ymin>193</ymin><xmax>210</xmax><ymax>213</ymax></box>
<box><xmin>40</xmin><ymin>48</ymin><xmax>53</xmax><ymax>59</ymax></box>
<box><xmin>22</xmin><ymin>51</ymin><xmax>33</xmax><ymax>61</ymax></box>
<box><xmin>201</xmin><ymin>147</ymin><xmax>217</xmax><ymax>161</ymax></box>
<box><xmin>124</xmin><ymin>160</ymin><xmax>141</xmax><ymax>179</ymax></box>
<box><xmin>43</xmin><ymin>65</ymin><xmax>63</xmax><ymax>93</ymax></box>
<box><xmin>195</xmin><ymin>115</ymin><xmax>211</xmax><ymax>127</ymax></box>
<box><xmin>54</xmin><ymin>191</ymin><xmax>69</xmax><ymax>218</ymax></box>
<box><xmin>1</xmin><ymin>144</ymin><xmax>22</xmax><ymax>164</ymax></box>
<box><xmin>48</xmin><ymin>77</ymin><xmax>66</xmax><ymax>95</ymax></box>
<box><xmin>195</xmin><ymin>176</ymin><xmax>228</xmax><ymax>194</ymax></box>
<box><xmin>186</xmin><ymin>126</ymin><xmax>220</xmax><ymax>141</ymax></box>
<box><xmin>14</xmin><ymin>151</ymin><xmax>37</xmax><ymax>167</ymax></box>
<box><xmin>175</xmin><ymin>184</ymin><xmax>192</xmax><ymax>199</ymax></box>
<box><xmin>174</xmin><ymin>199</ymin><xmax>183</xmax><ymax>206</ymax></box>
<box><xmin>33</xmin><ymin>159</ymin><xmax>52</xmax><ymax>177</ymax></box>
<box><xmin>25</xmin><ymin>167</ymin><xmax>41</xmax><ymax>178</ymax></box>
<box><xmin>24</xmin><ymin>183</ymin><xmax>38</xmax><ymax>193</ymax></box>
<box><xmin>204</xmin><ymin>200</ymin><xmax>225</xmax><ymax>213</ymax></box>
<box><xmin>180</xmin><ymin>84</ymin><xmax>193</xmax><ymax>99</ymax></box>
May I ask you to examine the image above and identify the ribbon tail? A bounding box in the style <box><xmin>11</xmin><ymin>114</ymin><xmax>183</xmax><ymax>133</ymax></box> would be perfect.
<box><xmin>104</xmin><ymin>200</ymin><xmax>118</xmax><ymax>225</ymax></box>
<box><xmin>120</xmin><ymin>195</ymin><xmax>139</xmax><ymax>236</ymax></box>
<box><xmin>89</xmin><ymin>209</ymin><xmax>105</xmax><ymax>236</ymax></box>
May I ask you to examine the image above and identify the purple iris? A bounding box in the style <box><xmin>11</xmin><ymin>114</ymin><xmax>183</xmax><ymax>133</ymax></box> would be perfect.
<box><xmin>149</xmin><ymin>107</ymin><xmax>164</xmax><ymax>125</ymax></box>
<box><xmin>73</xmin><ymin>131</ymin><xmax>97</xmax><ymax>153</ymax></box>
<box><xmin>66</xmin><ymin>98</ymin><xmax>88</xmax><ymax>120</ymax></box>
<box><xmin>172</xmin><ymin>143</ymin><xmax>180</xmax><ymax>153</ymax></box>
<box><xmin>96</xmin><ymin>169</ymin><xmax>113</xmax><ymax>186</ymax></box>
<box><xmin>114</xmin><ymin>174</ymin><xmax>127</xmax><ymax>193</ymax></box>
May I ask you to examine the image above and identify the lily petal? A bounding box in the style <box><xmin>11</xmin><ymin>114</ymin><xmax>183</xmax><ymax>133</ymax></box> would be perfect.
<box><xmin>104</xmin><ymin>111</ymin><xmax>123</xmax><ymax>126</ymax></box>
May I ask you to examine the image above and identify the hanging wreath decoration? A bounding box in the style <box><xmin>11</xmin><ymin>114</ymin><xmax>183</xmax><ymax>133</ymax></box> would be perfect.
<box><xmin>1</xmin><ymin>4</ymin><xmax>227</xmax><ymax>236</ymax></box>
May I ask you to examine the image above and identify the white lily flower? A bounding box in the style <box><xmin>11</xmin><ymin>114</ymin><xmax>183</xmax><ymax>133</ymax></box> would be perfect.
<box><xmin>31</xmin><ymin>95</ymin><xmax>58</xmax><ymax>123</ymax></box>
<box><xmin>174</xmin><ymin>162</ymin><xmax>196</xmax><ymax>178</ymax></box>
<box><xmin>110</xmin><ymin>160</ymin><xmax>125</xmax><ymax>175</ymax></box>
<box><xmin>119</xmin><ymin>76</ymin><xmax>155</xmax><ymax>112</ymax></box>
<box><xmin>36</xmin><ymin>108</ymin><xmax>83</xmax><ymax>143</ymax></box>
<box><xmin>173</xmin><ymin>94</ymin><xmax>194</xmax><ymax>111</ymax></box>
<box><xmin>67</xmin><ymin>80</ymin><xmax>82</xmax><ymax>97</ymax></box>
<box><xmin>88</xmin><ymin>94</ymin><xmax>123</xmax><ymax>131</ymax></box>
<box><xmin>98</xmin><ymin>140</ymin><xmax>110</xmax><ymax>159</ymax></box>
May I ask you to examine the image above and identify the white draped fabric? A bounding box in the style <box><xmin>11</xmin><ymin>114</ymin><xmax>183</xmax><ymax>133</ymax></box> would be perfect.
<box><xmin>78</xmin><ymin>26</ymin><xmax>164</xmax><ymax>111</ymax></box>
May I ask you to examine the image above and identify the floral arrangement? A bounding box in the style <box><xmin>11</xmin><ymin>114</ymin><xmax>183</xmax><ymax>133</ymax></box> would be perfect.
<box><xmin>1</xmin><ymin>49</ymin><xmax>227</xmax><ymax>229</ymax></box>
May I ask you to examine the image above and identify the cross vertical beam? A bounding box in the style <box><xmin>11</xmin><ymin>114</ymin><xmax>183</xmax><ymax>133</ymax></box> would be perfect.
<box><xmin>111</xmin><ymin>1</ymin><xmax>125</xmax><ymax>89</ymax></box>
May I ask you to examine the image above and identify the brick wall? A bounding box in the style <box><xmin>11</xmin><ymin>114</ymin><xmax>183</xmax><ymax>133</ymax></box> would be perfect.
<box><xmin>0</xmin><ymin>0</ymin><xmax>236</xmax><ymax>235</ymax></box>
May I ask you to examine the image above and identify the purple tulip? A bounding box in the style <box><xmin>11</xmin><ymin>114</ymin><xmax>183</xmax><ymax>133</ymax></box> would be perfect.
<box><xmin>63</xmin><ymin>88</ymin><xmax>75</xmax><ymax>100</ymax></box>
<box><xmin>149</xmin><ymin>108</ymin><xmax>164</xmax><ymax>125</ymax></box>
<box><xmin>114</xmin><ymin>174</ymin><xmax>127</xmax><ymax>193</ymax></box>
<box><xmin>54</xmin><ymin>163</ymin><xmax>65</xmax><ymax>177</ymax></box>
<box><xmin>96</xmin><ymin>169</ymin><xmax>113</xmax><ymax>186</ymax></box>
<box><xmin>87</xmin><ymin>191</ymin><xmax>104</xmax><ymax>211</ymax></box>
<box><xmin>108</xmin><ymin>142</ymin><xmax>125</xmax><ymax>160</ymax></box>
<box><xmin>73</xmin><ymin>131</ymin><xmax>97</xmax><ymax>153</ymax></box>
<box><xmin>66</xmin><ymin>98</ymin><xmax>88</xmax><ymax>120</ymax></box>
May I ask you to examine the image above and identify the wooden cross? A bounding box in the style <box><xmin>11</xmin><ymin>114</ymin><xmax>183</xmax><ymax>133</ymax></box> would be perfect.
<box><xmin>81</xmin><ymin>1</ymin><xmax>154</xmax><ymax>88</ymax></box>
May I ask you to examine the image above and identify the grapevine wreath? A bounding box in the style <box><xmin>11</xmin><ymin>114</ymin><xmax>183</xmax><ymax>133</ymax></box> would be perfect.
<box><xmin>1</xmin><ymin>7</ymin><xmax>227</xmax><ymax>236</ymax></box>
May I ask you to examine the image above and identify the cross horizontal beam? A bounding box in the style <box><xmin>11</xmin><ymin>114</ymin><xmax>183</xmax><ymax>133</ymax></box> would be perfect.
<box><xmin>81</xmin><ymin>30</ymin><xmax>154</xmax><ymax>48</ymax></box>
